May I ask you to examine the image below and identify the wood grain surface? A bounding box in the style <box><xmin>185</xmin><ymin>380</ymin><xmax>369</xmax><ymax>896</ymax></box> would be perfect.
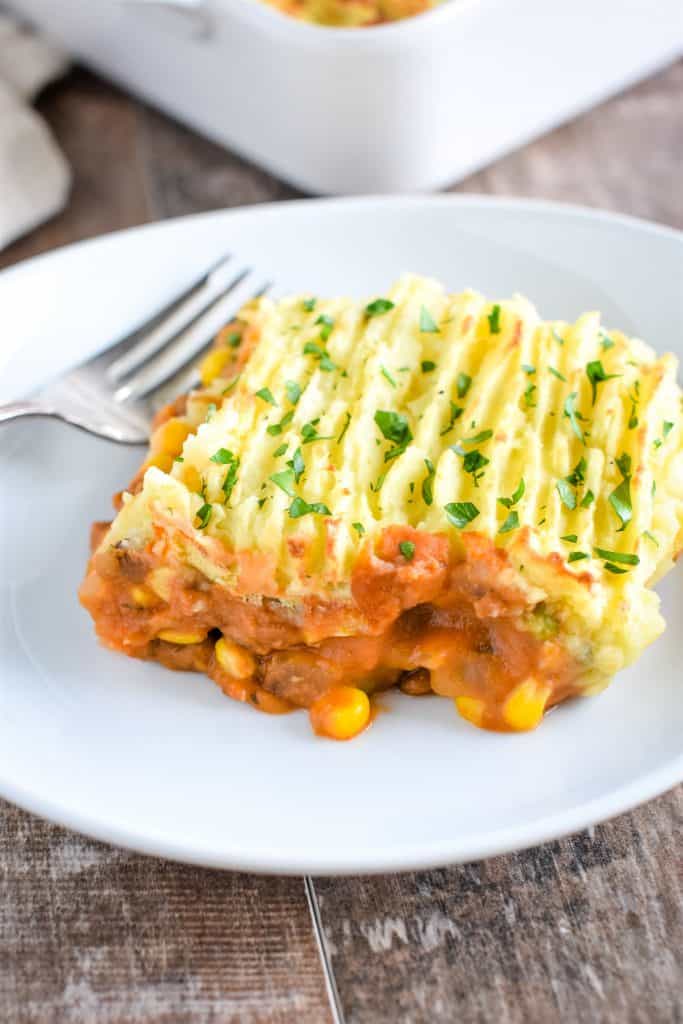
<box><xmin>1</xmin><ymin>58</ymin><xmax>682</xmax><ymax>1023</ymax></box>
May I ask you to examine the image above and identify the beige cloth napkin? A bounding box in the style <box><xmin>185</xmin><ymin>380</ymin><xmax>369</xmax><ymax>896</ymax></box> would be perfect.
<box><xmin>0</xmin><ymin>13</ymin><xmax>71</xmax><ymax>250</ymax></box>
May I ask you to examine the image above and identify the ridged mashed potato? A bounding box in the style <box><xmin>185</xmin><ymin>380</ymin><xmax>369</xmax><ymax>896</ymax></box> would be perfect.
<box><xmin>89</xmin><ymin>274</ymin><xmax>683</xmax><ymax>729</ymax></box>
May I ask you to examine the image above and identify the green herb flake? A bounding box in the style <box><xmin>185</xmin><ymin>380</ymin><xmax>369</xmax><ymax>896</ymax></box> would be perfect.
<box><xmin>210</xmin><ymin>447</ymin><xmax>235</xmax><ymax>465</ymax></box>
<box><xmin>561</xmin><ymin>534</ymin><xmax>578</xmax><ymax>543</ymax></box>
<box><xmin>600</xmin><ymin>330</ymin><xmax>615</xmax><ymax>351</ymax></box>
<box><xmin>422</xmin><ymin>458</ymin><xmax>436</xmax><ymax>506</ymax></box>
<box><xmin>269</xmin><ymin>469</ymin><xmax>296</xmax><ymax>497</ymax></box>
<box><xmin>498</xmin><ymin>478</ymin><xmax>525</xmax><ymax>509</ymax></box>
<box><xmin>174</xmin><ymin>456</ymin><xmax>184</xmax><ymax>463</ymax></box>
<box><xmin>568</xmin><ymin>551</ymin><xmax>589</xmax><ymax>563</ymax></box>
<box><xmin>381</xmin><ymin>365</ymin><xmax>397</xmax><ymax>388</ymax></box>
<box><xmin>419</xmin><ymin>305</ymin><xmax>440</xmax><ymax>334</ymax></box>
<box><xmin>301</xmin><ymin>421</ymin><xmax>333</xmax><ymax>445</ymax></box>
<box><xmin>585</xmin><ymin>360</ymin><xmax>621</xmax><ymax>405</ymax></box>
<box><xmin>337</xmin><ymin>411</ymin><xmax>352</xmax><ymax>444</ymax></box>
<box><xmin>399</xmin><ymin>540</ymin><xmax>416</xmax><ymax>561</ymax></box>
<box><xmin>365</xmin><ymin>298</ymin><xmax>394</xmax><ymax>318</ymax></box>
<box><xmin>195</xmin><ymin>502</ymin><xmax>212</xmax><ymax>529</ymax></box>
<box><xmin>548</xmin><ymin>366</ymin><xmax>567</xmax><ymax>382</ymax></box>
<box><xmin>609</xmin><ymin>479</ymin><xmax>632</xmax><ymax>532</ymax></box>
<box><xmin>563</xmin><ymin>392</ymin><xmax>585</xmax><ymax>444</ymax></box>
<box><xmin>604</xmin><ymin>562</ymin><xmax>628</xmax><ymax>574</ymax></box>
<box><xmin>440</xmin><ymin>401</ymin><xmax>464</xmax><ymax>436</ymax></box>
<box><xmin>498</xmin><ymin>510</ymin><xmax>519</xmax><ymax>535</ymax></box>
<box><xmin>643</xmin><ymin>530</ymin><xmax>659</xmax><ymax>547</ymax></box>
<box><xmin>288</xmin><ymin>496</ymin><xmax>331</xmax><ymax>519</ymax></box>
<box><xmin>273</xmin><ymin>443</ymin><xmax>287</xmax><ymax>458</ymax></box>
<box><xmin>593</xmin><ymin>547</ymin><xmax>639</xmax><ymax>566</ymax></box>
<box><xmin>255</xmin><ymin>387</ymin><xmax>277</xmax><ymax>406</ymax></box>
<box><xmin>257</xmin><ymin>498</ymin><xmax>267</xmax><ymax>509</ymax></box>
<box><xmin>352</xmin><ymin>522</ymin><xmax>365</xmax><ymax>537</ymax></box>
<box><xmin>205</xmin><ymin>403</ymin><xmax>217</xmax><ymax>422</ymax></box>
<box><xmin>222</xmin><ymin>374</ymin><xmax>241</xmax><ymax>395</ymax></box>
<box><xmin>444</xmin><ymin>501</ymin><xmax>480</xmax><ymax>529</ymax></box>
<box><xmin>488</xmin><ymin>304</ymin><xmax>502</xmax><ymax>334</ymax></box>
<box><xmin>266</xmin><ymin>409</ymin><xmax>294</xmax><ymax>436</ymax></box>
<box><xmin>524</xmin><ymin>382</ymin><xmax>537</xmax><ymax>408</ymax></box>
<box><xmin>580</xmin><ymin>489</ymin><xmax>595</xmax><ymax>508</ymax></box>
<box><xmin>286</xmin><ymin>447</ymin><xmax>305</xmax><ymax>483</ymax></box>
<box><xmin>285</xmin><ymin>379</ymin><xmax>302</xmax><ymax>405</ymax></box>
<box><xmin>315</xmin><ymin>314</ymin><xmax>335</xmax><ymax>342</ymax></box>
<box><xmin>663</xmin><ymin>420</ymin><xmax>674</xmax><ymax>438</ymax></box>
<box><xmin>421</xmin><ymin>360</ymin><xmax>437</xmax><ymax>373</ymax></box>
<box><xmin>521</xmin><ymin>364</ymin><xmax>536</xmax><ymax>375</ymax></box>
<box><xmin>556</xmin><ymin>478</ymin><xmax>577</xmax><ymax>511</ymax></box>
<box><xmin>227</xmin><ymin>331</ymin><xmax>242</xmax><ymax>348</ymax></box>
<box><xmin>302</xmin><ymin>297</ymin><xmax>317</xmax><ymax>313</ymax></box>
<box><xmin>552</xmin><ymin>329</ymin><xmax>565</xmax><ymax>346</ymax></box>
<box><xmin>221</xmin><ymin>456</ymin><xmax>240</xmax><ymax>502</ymax></box>
<box><xmin>456</xmin><ymin>373</ymin><xmax>472</xmax><ymax>399</ymax></box>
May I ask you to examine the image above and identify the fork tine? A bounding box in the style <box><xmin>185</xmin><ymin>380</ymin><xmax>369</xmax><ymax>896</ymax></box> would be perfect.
<box><xmin>114</xmin><ymin>270</ymin><xmax>271</xmax><ymax>403</ymax></box>
<box><xmin>106</xmin><ymin>255</ymin><xmax>246</xmax><ymax>382</ymax></box>
<box><xmin>84</xmin><ymin>251</ymin><xmax>234</xmax><ymax>372</ymax></box>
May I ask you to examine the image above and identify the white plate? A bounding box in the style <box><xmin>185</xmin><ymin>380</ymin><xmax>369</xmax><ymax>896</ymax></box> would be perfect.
<box><xmin>1</xmin><ymin>196</ymin><xmax>682</xmax><ymax>875</ymax></box>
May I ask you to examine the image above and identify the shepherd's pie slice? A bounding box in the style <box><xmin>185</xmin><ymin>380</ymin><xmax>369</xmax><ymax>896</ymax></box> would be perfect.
<box><xmin>80</xmin><ymin>274</ymin><xmax>683</xmax><ymax>739</ymax></box>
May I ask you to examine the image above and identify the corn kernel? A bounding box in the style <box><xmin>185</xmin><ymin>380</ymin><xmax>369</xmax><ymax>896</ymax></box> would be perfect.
<box><xmin>148</xmin><ymin>568</ymin><xmax>173</xmax><ymax>602</ymax></box>
<box><xmin>157</xmin><ymin>629</ymin><xmax>207</xmax><ymax>645</ymax></box>
<box><xmin>131</xmin><ymin>585</ymin><xmax>157</xmax><ymax>608</ymax></box>
<box><xmin>309</xmin><ymin>686</ymin><xmax>370</xmax><ymax>741</ymax></box>
<box><xmin>199</xmin><ymin>347</ymin><xmax>231</xmax><ymax>386</ymax></box>
<box><xmin>183</xmin><ymin>466</ymin><xmax>202</xmax><ymax>494</ymax></box>
<box><xmin>215</xmin><ymin>637</ymin><xmax>256</xmax><ymax>679</ymax></box>
<box><xmin>454</xmin><ymin>696</ymin><xmax>486</xmax><ymax>728</ymax></box>
<box><xmin>503</xmin><ymin>678</ymin><xmax>550</xmax><ymax>731</ymax></box>
<box><xmin>147</xmin><ymin>452</ymin><xmax>174</xmax><ymax>473</ymax></box>
<box><xmin>152</xmin><ymin>417</ymin><xmax>192</xmax><ymax>456</ymax></box>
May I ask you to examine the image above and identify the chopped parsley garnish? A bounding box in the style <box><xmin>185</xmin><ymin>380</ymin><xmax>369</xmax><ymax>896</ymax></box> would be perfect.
<box><xmin>456</xmin><ymin>449</ymin><xmax>489</xmax><ymax>487</ymax></box>
<box><xmin>444</xmin><ymin>501</ymin><xmax>480</xmax><ymax>529</ymax></box>
<box><xmin>227</xmin><ymin>331</ymin><xmax>242</xmax><ymax>348</ymax></box>
<box><xmin>580</xmin><ymin>489</ymin><xmax>595</xmax><ymax>508</ymax></box>
<box><xmin>608</xmin><ymin>453</ymin><xmax>633</xmax><ymax>532</ymax></box>
<box><xmin>174</xmin><ymin>456</ymin><xmax>184</xmax><ymax>463</ymax></box>
<box><xmin>524</xmin><ymin>382</ymin><xmax>537</xmax><ymax>408</ymax></box>
<box><xmin>301</xmin><ymin>420</ymin><xmax>333</xmax><ymax>445</ymax></box>
<box><xmin>455</xmin><ymin>429</ymin><xmax>493</xmax><ymax>446</ymax></box>
<box><xmin>487</xmin><ymin>304</ymin><xmax>501</xmax><ymax>334</ymax></box>
<box><xmin>352</xmin><ymin>522</ymin><xmax>365</xmax><ymax>537</ymax></box>
<box><xmin>521</xmin><ymin>364</ymin><xmax>536</xmax><ymax>375</ymax></box>
<box><xmin>266</xmin><ymin>409</ymin><xmax>294</xmax><ymax>436</ymax></box>
<box><xmin>221</xmin><ymin>456</ymin><xmax>240</xmax><ymax>502</ymax></box>
<box><xmin>365</xmin><ymin>298</ymin><xmax>394</xmax><ymax>318</ymax></box>
<box><xmin>421</xmin><ymin>360</ymin><xmax>437</xmax><ymax>373</ymax></box>
<box><xmin>288</xmin><ymin>497</ymin><xmax>331</xmax><ymax>519</ymax></box>
<box><xmin>556</xmin><ymin>478</ymin><xmax>577</xmax><ymax>511</ymax></box>
<box><xmin>374</xmin><ymin>410</ymin><xmax>413</xmax><ymax>462</ymax></box>
<box><xmin>585</xmin><ymin>360</ymin><xmax>620</xmax><ymax>405</ymax></box>
<box><xmin>600</xmin><ymin>330</ymin><xmax>615</xmax><ymax>351</ymax></box>
<box><xmin>222</xmin><ymin>374</ymin><xmax>241</xmax><ymax>395</ymax></box>
<box><xmin>273</xmin><ymin>443</ymin><xmax>287</xmax><ymax>457</ymax></box>
<box><xmin>399</xmin><ymin>540</ymin><xmax>415</xmax><ymax>561</ymax></box>
<box><xmin>337</xmin><ymin>411</ymin><xmax>351</xmax><ymax>444</ymax></box>
<box><xmin>568</xmin><ymin>551</ymin><xmax>589</xmax><ymax>563</ymax></box>
<box><xmin>302</xmin><ymin>297</ymin><xmax>317</xmax><ymax>312</ymax></box>
<box><xmin>498</xmin><ymin>478</ymin><xmax>525</xmax><ymax>509</ymax></box>
<box><xmin>663</xmin><ymin>420</ymin><xmax>674</xmax><ymax>438</ymax></box>
<box><xmin>315</xmin><ymin>314</ymin><xmax>334</xmax><ymax>342</ymax></box>
<box><xmin>422</xmin><ymin>458</ymin><xmax>435</xmax><ymax>506</ymax></box>
<box><xmin>381</xmin><ymin>365</ymin><xmax>397</xmax><ymax>388</ymax></box>
<box><xmin>205</xmin><ymin>403</ymin><xmax>217</xmax><ymax>421</ymax></box>
<box><xmin>643</xmin><ymin>530</ymin><xmax>659</xmax><ymax>546</ymax></box>
<box><xmin>255</xmin><ymin>387</ymin><xmax>276</xmax><ymax>406</ymax></box>
<box><xmin>303</xmin><ymin>340</ymin><xmax>336</xmax><ymax>372</ymax></box>
<box><xmin>287</xmin><ymin>447</ymin><xmax>305</xmax><ymax>483</ymax></box>
<box><xmin>440</xmin><ymin>401</ymin><xmax>464</xmax><ymax>436</ymax></box>
<box><xmin>210</xmin><ymin>447</ymin><xmax>235</xmax><ymax>465</ymax></box>
<box><xmin>269</xmin><ymin>469</ymin><xmax>296</xmax><ymax>497</ymax></box>
<box><xmin>593</xmin><ymin>547</ymin><xmax>639</xmax><ymax>566</ymax></box>
<box><xmin>628</xmin><ymin>380</ymin><xmax>640</xmax><ymax>429</ymax></box>
<box><xmin>566</xmin><ymin>457</ymin><xmax>587</xmax><ymax>486</ymax></box>
<box><xmin>604</xmin><ymin>562</ymin><xmax>628</xmax><ymax>574</ymax></box>
<box><xmin>498</xmin><ymin>510</ymin><xmax>519</xmax><ymax>534</ymax></box>
<box><xmin>370</xmin><ymin>472</ymin><xmax>387</xmax><ymax>493</ymax></box>
<box><xmin>456</xmin><ymin>373</ymin><xmax>472</xmax><ymax>399</ymax></box>
<box><xmin>195</xmin><ymin>502</ymin><xmax>212</xmax><ymax>529</ymax></box>
<box><xmin>285</xmin><ymin>379</ymin><xmax>302</xmax><ymax>405</ymax></box>
<box><xmin>563</xmin><ymin>391</ymin><xmax>586</xmax><ymax>444</ymax></box>
<box><xmin>561</xmin><ymin>534</ymin><xmax>578</xmax><ymax>543</ymax></box>
<box><xmin>552</xmin><ymin>329</ymin><xmax>565</xmax><ymax>346</ymax></box>
<box><xmin>548</xmin><ymin>366</ymin><xmax>567</xmax><ymax>382</ymax></box>
<box><xmin>257</xmin><ymin>498</ymin><xmax>267</xmax><ymax>509</ymax></box>
<box><xmin>419</xmin><ymin>305</ymin><xmax>440</xmax><ymax>334</ymax></box>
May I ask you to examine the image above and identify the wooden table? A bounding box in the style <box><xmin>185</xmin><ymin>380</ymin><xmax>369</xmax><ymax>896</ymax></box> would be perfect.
<box><xmin>1</xmin><ymin>61</ymin><xmax>682</xmax><ymax>1024</ymax></box>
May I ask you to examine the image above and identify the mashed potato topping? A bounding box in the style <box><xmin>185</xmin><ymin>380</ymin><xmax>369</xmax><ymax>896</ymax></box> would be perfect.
<box><xmin>81</xmin><ymin>274</ymin><xmax>683</xmax><ymax>735</ymax></box>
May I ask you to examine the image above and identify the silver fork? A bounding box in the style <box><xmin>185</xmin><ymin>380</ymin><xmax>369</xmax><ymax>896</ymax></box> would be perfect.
<box><xmin>0</xmin><ymin>254</ymin><xmax>270</xmax><ymax>444</ymax></box>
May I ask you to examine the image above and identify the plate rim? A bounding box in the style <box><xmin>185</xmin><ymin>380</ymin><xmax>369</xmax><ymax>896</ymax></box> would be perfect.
<box><xmin>2</xmin><ymin>193</ymin><xmax>682</xmax><ymax>874</ymax></box>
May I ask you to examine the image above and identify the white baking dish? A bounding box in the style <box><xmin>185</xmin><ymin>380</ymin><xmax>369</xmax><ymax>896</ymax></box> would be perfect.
<box><xmin>10</xmin><ymin>0</ymin><xmax>683</xmax><ymax>194</ymax></box>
